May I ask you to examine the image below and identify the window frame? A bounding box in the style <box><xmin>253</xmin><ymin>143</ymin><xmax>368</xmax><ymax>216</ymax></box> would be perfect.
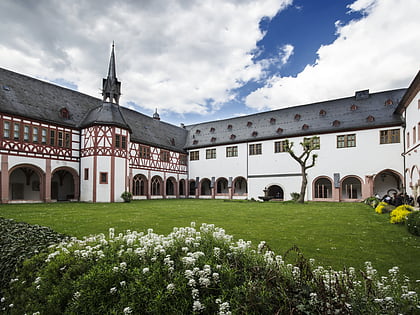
<box><xmin>190</xmin><ymin>150</ymin><xmax>199</xmax><ymax>161</ymax></box>
<box><xmin>99</xmin><ymin>172</ymin><xmax>108</xmax><ymax>184</ymax></box>
<box><xmin>379</xmin><ymin>129</ymin><xmax>400</xmax><ymax>144</ymax></box>
<box><xmin>206</xmin><ymin>148</ymin><xmax>216</xmax><ymax>159</ymax></box>
<box><xmin>274</xmin><ymin>140</ymin><xmax>288</xmax><ymax>153</ymax></box>
<box><xmin>336</xmin><ymin>134</ymin><xmax>356</xmax><ymax>148</ymax></box>
<box><xmin>226</xmin><ymin>146</ymin><xmax>238</xmax><ymax>157</ymax></box>
<box><xmin>249</xmin><ymin>143</ymin><xmax>262</xmax><ymax>155</ymax></box>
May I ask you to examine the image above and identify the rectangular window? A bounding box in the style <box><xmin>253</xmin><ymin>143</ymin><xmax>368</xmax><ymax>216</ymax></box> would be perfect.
<box><xmin>3</xmin><ymin>121</ymin><xmax>10</xmax><ymax>138</ymax></box>
<box><xmin>226</xmin><ymin>146</ymin><xmax>238</xmax><ymax>157</ymax></box>
<box><xmin>58</xmin><ymin>131</ymin><xmax>63</xmax><ymax>147</ymax></box>
<box><xmin>13</xmin><ymin>123</ymin><xmax>20</xmax><ymax>140</ymax></box>
<box><xmin>206</xmin><ymin>148</ymin><xmax>216</xmax><ymax>159</ymax></box>
<box><xmin>41</xmin><ymin>128</ymin><xmax>47</xmax><ymax>144</ymax></box>
<box><xmin>274</xmin><ymin>140</ymin><xmax>288</xmax><ymax>153</ymax></box>
<box><xmin>122</xmin><ymin>136</ymin><xmax>127</xmax><ymax>149</ymax></box>
<box><xmin>303</xmin><ymin>137</ymin><xmax>320</xmax><ymax>149</ymax></box>
<box><xmin>50</xmin><ymin>130</ymin><xmax>56</xmax><ymax>146</ymax></box>
<box><xmin>139</xmin><ymin>146</ymin><xmax>151</xmax><ymax>159</ymax></box>
<box><xmin>115</xmin><ymin>134</ymin><xmax>120</xmax><ymax>148</ymax></box>
<box><xmin>337</xmin><ymin>134</ymin><xmax>356</xmax><ymax>148</ymax></box>
<box><xmin>413</xmin><ymin>127</ymin><xmax>416</xmax><ymax>144</ymax></box>
<box><xmin>249</xmin><ymin>143</ymin><xmax>262</xmax><ymax>155</ymax></box>
<box><xmin>180</xmin><ymin>154</ymin><xmax>187</xmax><ymax>165</ymax></box>
<box><xmin>23</xmin><ymin>125</ymin><xmax>30</xmax><ymax>142</ymax></box>
<box><xmin>65</xmin><ymin>133</ymin><xmax>71</xmax><ymax>148</ymax></box>
<box><xmin>407</xmin><ymin>132</ymin><xmax>410</xmax><ymax>148</ymax></box>
<box><xmin>32</xmin><ymin>127</ymin><xmax>38</xmax><ymax>143</ymax></box>
<box><xmin>190</xmin><ymin>151</ymin><xmax>199</xmax><ymax>161</ymax></box>
<box><xmin>160</xmin><ymin>150</ymin><xmax>170</xmax><ymax>162</ymax></box>
<box><xmin>100</xmin><ymin>172</ymin><xmax>108</xmax><ymax>184</ymax></box>
<box><xmin>380</xmin><ymin>129</ymin><xmax>400</xmax><ymax>144</ymax></box>
<box><xmin>84</xmin><ymin>168</ymin><xmax>89</xmax><ymax>180</ymax></box>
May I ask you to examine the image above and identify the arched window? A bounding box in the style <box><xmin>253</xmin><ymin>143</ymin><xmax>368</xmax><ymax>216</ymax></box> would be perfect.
<box><xmin>132</xmin><ymin>174</ymin><xmax>147</xmax><ymax>196</ymax></box>
<box><xmin>341</xmin><ymin>177</ymin><xmax>362</xmax><ymax>199</ymax></box>
<box><xmin>216</xmin><ymin>178</ymin><xmax>228</xmax><ymax>194</ymax></box>
<box><xmin>314</xmin><ymin>178</ymin><xmax>332</xmax><ymax>199</ymax></box>
<box><xmin>151</xmin><ymin>176</ymin><xmax>162</xmax><ymax>195</ymax></box>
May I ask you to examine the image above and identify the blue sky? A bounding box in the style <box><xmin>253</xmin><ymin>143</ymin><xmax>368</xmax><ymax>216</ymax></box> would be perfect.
<box><xmin>0</xmin><ymin>0</ymin><xmax>418</xmax><ymax>126</ymax></box>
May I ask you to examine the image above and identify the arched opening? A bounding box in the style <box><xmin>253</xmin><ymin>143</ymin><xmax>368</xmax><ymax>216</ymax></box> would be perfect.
<box><xmin>51</xmin><ymin>168</ymin><xmax>76</xmax><ymax>201</ymax></box>
<box><xmin>200</xmin><ymin>178</ymin><xmax>212</xmax><ymax>195</ymax></box>
<box><xmin>151</xmin><ymin>176</ymin><xmax>162</xmax><ymax>196</ymax></box>
<box><xmin>314</xmin><ymin>177</ymin><xmax>332</xmax><ymax>199</ymax></box>
<box><xmin>166</xmin><ymin>177</ymin><xmax>176</xmax><ymax>196</ymax></box>
<box><xmin>189</xmin><ymin>180</ymin><xmax>196</xmax><ymax>196</ymax></box>
<box><xmin>132</xmin><ymin>174</ymin><xmax>147</xmax><ymax>196</ymax></box>
<box><xmin>179</xmin><ymin>179</ymin><xmax>185</xmax><ymax>196</ymax></box>
<box><xmin>267</xmin><ymin>185</ymin><xmax>284</xmax><ymax>200</ymax></box>
<box><xmin>341</xmin><ymin>176</ymin><xmax>362</xmax><ymax>200</ymax></box>
<box><xmin>233</xmin><ymin>177</ymin><xmax>247</xmax><ymax>195</ymax></box>
<box><xmin>373</xmin><ymin>170</ymin><xmax>402</xmax><ymax>198</ymax></box>
<box><xmin>216</xmin><ymin>177</ymin><xmax>228</xmax><ymax>194</ymax></box>
<box><xmin>9</xmin><ymin>165</ymin><xmax>43</xmax><ymax>201</ymax></box>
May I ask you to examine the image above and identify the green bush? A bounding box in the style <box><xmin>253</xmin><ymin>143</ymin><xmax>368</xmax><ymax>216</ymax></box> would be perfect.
<box><xmin>0</xmin><ymin>218</ymin><xmax>67</xmax><ymax>294</ymax></box>
<box><xmin>290</xmin><ymin>192</ymin><xmax>300</xmax><ymax>201</ymax></box>
<box><xmin>1</xmin><ymin>223</ymin><xmax>418</xmax><ymax>314</ymax></box>
<box><xmin>406</xmin><ymin>211</ymin><xmax>420</xmax><ymax>236</ymax></box>
<box><xmin>120</xmin><ymin>191</ymin><xmax>133</xmax><ymax>203</ymax></box>
<box><xmin>364</xmin><ymin>196</ymin><xmax>380</xmax><ymax>208</ymax></box>
<box><xmin>390</xmin><ymin>205</ymin><xmax>414</xmax><ymax>224</ymax></box>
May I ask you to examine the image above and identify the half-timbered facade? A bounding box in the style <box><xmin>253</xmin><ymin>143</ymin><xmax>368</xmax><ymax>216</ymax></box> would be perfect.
<box><xmin>0</xmin><ymin>44</ymin><xmax>418</xmax><ymax>203</ymax></box>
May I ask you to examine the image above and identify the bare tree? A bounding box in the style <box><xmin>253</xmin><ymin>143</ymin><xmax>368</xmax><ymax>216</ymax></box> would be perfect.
<box><xmin>285</xmin><ymin>136</ymin><xmax>319</xmax><ymax>203</ymax></box>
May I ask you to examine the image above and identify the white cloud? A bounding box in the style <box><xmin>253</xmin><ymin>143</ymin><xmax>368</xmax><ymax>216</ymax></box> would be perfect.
<box><xmin>0</xmin><ymin>0</ymin><xmax>292</xmax><ymax>116</ymax></box>
<box><xmin>245</xmin><ymin>0</ymin><xmax>420</xmax><ymax>111</ymax></box>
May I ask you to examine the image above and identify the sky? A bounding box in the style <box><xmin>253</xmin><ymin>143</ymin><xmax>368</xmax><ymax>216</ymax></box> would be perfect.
<box><xmin>0</xmin><ymin>0</ymin><xmax>419</xmax><ymax>126</ymax></box>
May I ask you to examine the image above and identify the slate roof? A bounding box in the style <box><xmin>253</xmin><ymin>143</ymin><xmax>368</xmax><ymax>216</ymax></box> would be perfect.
<box><xmin>0</xmin><ymin>67</ymin><xmax>186</xmax><ymax>153</ymax></box>
<box><xmin>184</xmin><ymin>89</ymin><xmax>406</xmax><ymax>149</ymax></box>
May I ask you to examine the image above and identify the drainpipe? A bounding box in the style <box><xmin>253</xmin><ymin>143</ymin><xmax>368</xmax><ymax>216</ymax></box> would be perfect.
<box><xmin>401</xmin><ymin>108</ymin><xmax>407</xmax><ymax>194</ymax></box>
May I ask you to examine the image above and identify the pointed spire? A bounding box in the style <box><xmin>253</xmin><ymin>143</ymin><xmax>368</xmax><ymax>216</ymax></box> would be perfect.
<box><xmin>153</xmin><ymin>108</ymin><xmax>160</xmax><ymax>120</ymax></box>
<box><xmin>102</xmin><ymin>42</ymin><xmax>121</xmax><ymax>104</ymax></box>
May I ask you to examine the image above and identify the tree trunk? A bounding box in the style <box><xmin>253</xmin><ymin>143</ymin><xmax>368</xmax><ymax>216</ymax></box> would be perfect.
<box><xmin>298</xmin><ymin>168</ymin><xmax>307</xmax><ymax>203</ymax></box>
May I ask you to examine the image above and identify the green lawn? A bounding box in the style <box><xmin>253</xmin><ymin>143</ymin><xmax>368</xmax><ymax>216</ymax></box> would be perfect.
<box><xmin>0</xmin><ymin>199</ymin><xmax>419</xmax><ymax>281</ymax></box>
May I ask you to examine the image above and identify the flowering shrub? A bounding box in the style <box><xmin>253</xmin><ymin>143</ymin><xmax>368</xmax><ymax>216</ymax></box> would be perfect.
<box><xmin>390</xmin><ymin>205</ymin><xmax>414</xmax><ymax>224</ymax></box>
<box><xmin>406</xmin><ymin>211</ymin><xmax>420</xmax><ymax>236</ymax></box>
<box><xmin>1</xmin><ymin>223</ymin><xmax>418</xmax><ymax>314</ymax></box>
<box><xmin>375</xmin><ymin>201</ymin><xmax>395</xmax><ymax>214</ymax></box>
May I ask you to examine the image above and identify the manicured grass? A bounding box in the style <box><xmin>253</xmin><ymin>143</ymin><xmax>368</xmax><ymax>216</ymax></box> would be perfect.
<box><xmin>0</xmin><ymin>199</ymin><xmax>419</xmax><ymax>281</ymax></box>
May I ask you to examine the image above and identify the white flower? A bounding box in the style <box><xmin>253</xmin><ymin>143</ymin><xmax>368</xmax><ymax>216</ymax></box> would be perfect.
<box><xmin>167</xmin><ymin>283</ymin><xmax>175</xmax><ymax>293</ymax></box>
<box><xmin>192</xmin><ymin>300</ymin><xmax>204</xmax><ymax>312</ymax></box>
<box><xmin>120</xmin><ymin>281</ymin><xmax>126</xmax><ymax>287</ymax></box>
<box><xmin>123</xmin><ymin>306</ymin><xmax>133</xmax><ymax>314</ymax></box>
<box><xmin>0</xmin><ymin>297</ymin><xmax>5</xmax><ymax>303</ymax></box>
<box><xmin>110</xmin><ymin>287</ymin><xmax>117</xmax><ymax>294</ymax></box>
<box><xmin>142</xmin><ymin>267</ymin><xmax>150</xmax><ymax>274</ymax></box>
<box><xmin>34</xmin><ymin>277</ymin><xmax>41</xmax><ymax>284</ymax></box>
<box><xmin>73</xmin><ymin>291</ymin><xmax>81</xmax><ymax>300</ymax></box>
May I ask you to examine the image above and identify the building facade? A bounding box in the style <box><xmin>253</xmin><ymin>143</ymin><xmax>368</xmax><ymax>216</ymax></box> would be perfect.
<box><xmin>0</xmin><ymin>47</ymin><xmax>418</xmax><ymax>203</ymax></box>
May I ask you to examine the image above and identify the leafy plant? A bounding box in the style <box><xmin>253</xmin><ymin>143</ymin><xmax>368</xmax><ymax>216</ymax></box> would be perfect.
<box><xmin>375</xmin><ymin>201</ymin><xmax>394</xmax><ymax>214</ymax></box>
<box><xmin>120</xmin><ymin>191</ymin><xmax>133</xmax><ymax>203</ymax></box>
<box><xmin>1</xmin><ymin>223</ymin><xmax>418</xmax><ymax>314</ymax></box>
<box><xmin>406</xmin><ymin>211</ymin><xmax>420</xmax><ymax>236</ymax></box>
<box><xmin>290</xmin><ymin>192</ymin><xmax>300</xmax><ymax>202</ymax></box>
<box><xmin>390</xmin><ymin>205</ymin><xmax>414</xmax><ymax>224</ymax></box>
<box><xmin>364</xmin><ymin>196</ymin><xmax>380</xmax><ymax>208</ymax></box>
<box><xmin>0</xmin><ymin>218</ymin><xmax>67</xmax><ymax>295</ymax></box>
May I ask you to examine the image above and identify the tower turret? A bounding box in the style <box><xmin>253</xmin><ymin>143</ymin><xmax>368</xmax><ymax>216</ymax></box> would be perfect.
<box><xmin>102</xmin><ymin>42</ymin><xmax>121</xmax><ymax>104</ymax></box>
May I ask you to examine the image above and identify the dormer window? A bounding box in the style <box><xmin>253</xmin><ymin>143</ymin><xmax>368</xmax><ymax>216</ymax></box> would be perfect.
<box><xmin>211</xmin><ymin>137</ymin><xmax>216</xmax><ymax>143</ymax></box>
<box><xmin>230</xmin><ymin>134</ymin><xmax>236</xmax><ymax>140</ymax></box>
<box><xmin>384</xmin><ymin>99</ymin><xmax>393</xmax><ymax>106</ymax></box>
<box><xmin>247</xmin><ymin>121</ymin><xmax>253</xmax><ymax>127</ymax></box>
<box><xmin>350</xmin><ymin>104</ymin><xmax>358</xmax><ymax>111</ymax></box>
<box><xmin>302</xmin><ymin>124</ymin><xmax>309</xmax><ymax>130</ymax></box>
<box><xmin>60</xmin><ymin>107</ymin><xmax>70</xmax><ymax>119</ymax></box>
<box><xmin>193</xmin><ymin>140</ymin><xmax>198</xmax><ymax>145</ymax></box>
<box><xmin>210</xmin><ymin>127</ymin><xmax>215</xmax><ymax>133</ymax></box>
<box><xmin>319</xmin><ymin>110</ymin><xmax>326</xmax><ymax>116</ymax></box>
<box><xmin>270</xmin><ymin>118</ymin><xmax>276</xmax><ymax>124</ymax></box>
<box><xmin>294</xmin><ymin>114</ymin><xmax>301</xmax><ymax>121</ymax></box>
<box><xmin>252</xmin><ymin>131</ymin><xmax>258</xmax><ymax>137</ymax></box>
<box><xmin>276</xmin><ymin>127</ymin><xmax>283</xmax><ymax>134</ymax></box>
<box><xmin>333</xmin><ymin>120</ymin><xmax>341</xmax><ymax>127</ymax></box>
<box><xmin>195</xmin><ymin>129</ymin><xmax>201</xmax><ymax>135</ymax></box>
<box><xmin>170</xmin><ymin>138</ymin><xmax>175</xmax><ymax>146</ymax></box>
<box><xmin>227</xmin><ymin>124</ymin><xmax>233</xmax><ymax>130</ymax></box>
<box><xmin>367</xmin><ymin>115</ymin><xmax>375</xmax><ymax>122</ymax></box>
